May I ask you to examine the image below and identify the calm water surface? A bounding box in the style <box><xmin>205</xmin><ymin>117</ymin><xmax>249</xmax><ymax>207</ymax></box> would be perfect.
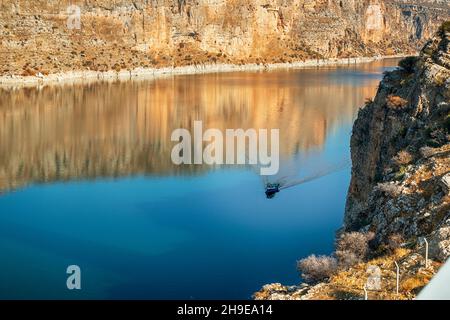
<box><xmin>0</xmin><ymin>59</ymin><xmax>398</xmax><ymax>299</ymax></box>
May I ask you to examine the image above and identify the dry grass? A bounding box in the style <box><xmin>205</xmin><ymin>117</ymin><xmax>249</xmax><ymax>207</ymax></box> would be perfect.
<box><xmin>306</xmin><ymin>248</ymin><xmax>441</xmax><ymax>300</ymax></box>
<box><xmin>401</xmin><ymin>274</ymin><xmax>430</xmax><ymax>293</ymax></box>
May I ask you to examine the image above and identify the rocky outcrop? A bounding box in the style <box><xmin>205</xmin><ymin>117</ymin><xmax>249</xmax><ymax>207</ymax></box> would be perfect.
<box><xmin>0</xmin><ymin>0</ymin><xmax>449</xmax><ymax>77</ymax></box>
<box><xmin>440</xmin><ymin>173</ymin><xmax>450</xmax><ymax>194</ymax></box>
<box><xmin>345</xmin><ymin>22</ymin><xmax>450</xmax><ymax>261</ymax></box>
<box><xmin>429</xmin><ymin>226</ymin><xmax>450</xmax><ymax>262</ymax></box>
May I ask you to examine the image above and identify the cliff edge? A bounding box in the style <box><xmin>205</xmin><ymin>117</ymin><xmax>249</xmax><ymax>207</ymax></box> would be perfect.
<box><xmin>345</xmin><ymin>22</ymin><xmax>450</xmax><ymax>261</ymax></box>
<box><xmin>255</xmin><ymin>22</ymin><xmax>449</xmax><ymax>300</ymax></box>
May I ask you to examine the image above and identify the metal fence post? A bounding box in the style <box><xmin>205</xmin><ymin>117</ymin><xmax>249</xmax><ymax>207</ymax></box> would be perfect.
<box><xmin>424</xmin><ymin>237</ymin><xmax>429</xmax><ymax>268</ymax></box>
<box><xmin>394</xmin><ymin>261</ymin><xmax>400</xmax><ymax>295</ymax></box>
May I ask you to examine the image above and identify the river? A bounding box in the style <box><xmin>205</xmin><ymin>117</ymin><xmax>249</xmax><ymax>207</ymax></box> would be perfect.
<box><xmin>0</xmin><ymin>59</ymin><xmax>399</xmax><ymax>299</ymax></box>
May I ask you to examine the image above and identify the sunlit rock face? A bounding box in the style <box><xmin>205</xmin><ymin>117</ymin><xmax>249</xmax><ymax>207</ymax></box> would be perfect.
<box><xmin>364</xmin><ymin>2</ymin><xmax>385</xmax><ymax>42</ymax></box>
<box><xmin>0</xmin><ymin>64</ymin><xmax>385</xmax><ymax>192</ymax></box>
<box><xmin>0</xmin><ymin>0</ymin><xmax>448</xmax><ymax>76</ymax></box>
<box><xmin>345</xmin><ymin>25</ymin><xmax>450</xmax><ymax>253</ymax></box>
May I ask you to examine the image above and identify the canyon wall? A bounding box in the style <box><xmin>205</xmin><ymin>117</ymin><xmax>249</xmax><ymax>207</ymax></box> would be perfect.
<box><xmin>0</xmin><ymin>0</ymin><xmax>449</xmax><ymax>76</ymax></box>
<box><xmin>345</xmin><ymin>22</ymin><xmax>449</xmax><ymax>260</ymax></box>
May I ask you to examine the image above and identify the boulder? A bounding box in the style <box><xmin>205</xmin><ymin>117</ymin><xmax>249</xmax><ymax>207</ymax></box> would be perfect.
<box><xmin>429</xmin><ymin>227</ymin><xmax>450</xmax><ymax>262</ymax></box>
<box><xmin>440</xmin><ymin>173</ymin><xmax>450</xmax><ymax>194</ymax></box>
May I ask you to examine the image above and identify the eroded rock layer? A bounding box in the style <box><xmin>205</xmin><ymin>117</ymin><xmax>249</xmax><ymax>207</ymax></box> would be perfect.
<box><xmin>1</xmin><ymin>0</ymin><xmax>449</xmax><ymax>76</ymax></box>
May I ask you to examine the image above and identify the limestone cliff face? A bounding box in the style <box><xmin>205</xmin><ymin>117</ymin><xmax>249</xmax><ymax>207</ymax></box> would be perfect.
<box><xmin>0</xmin><ymin>0</ymin><xmax>449</xmax><ymax>76</ymax></box>
<box><xmin>345</xmin><ymin>23</ymin><xmax>450</xmax><ymax>260</ymax></box>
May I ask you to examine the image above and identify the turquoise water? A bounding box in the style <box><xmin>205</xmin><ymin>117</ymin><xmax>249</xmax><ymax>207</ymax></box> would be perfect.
<box><xmin>0</xmin><ymin>60</ymin><xmax>398</xmax><ymax>299</ymax></box>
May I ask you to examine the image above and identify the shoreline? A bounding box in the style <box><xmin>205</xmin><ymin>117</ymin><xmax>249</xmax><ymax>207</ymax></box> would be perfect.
<box><xmin>0</xmin><ymin>55</ymin><xmax>406</xmax><ymax>89</ymax></box>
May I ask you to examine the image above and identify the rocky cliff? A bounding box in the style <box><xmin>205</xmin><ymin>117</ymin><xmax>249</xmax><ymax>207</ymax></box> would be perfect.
<box><xmin>345</xmin><ymin>22</ymin><xmax>450</xmax><ymax>260</ymax></box>
<box><xmin>0</xmin><ymin>0</ymin><xmax>449</xmax><ymax>77</ymax></box>
<box><xmin>255</xmin><ymin>22</ymin><xmax>449</xmax><ymax>301</ymax></box>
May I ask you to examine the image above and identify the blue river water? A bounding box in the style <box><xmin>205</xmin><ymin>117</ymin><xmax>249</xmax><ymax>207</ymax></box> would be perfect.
<box><xmin>0</xmin><ymin>59</ymin><xmax>399</xmax><ymax>299</ymax></box>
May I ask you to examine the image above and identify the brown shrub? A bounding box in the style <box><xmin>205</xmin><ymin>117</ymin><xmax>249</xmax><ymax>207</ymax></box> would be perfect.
<box><xmin>335</xmin><ymin>250</ymin><xmax>361</xmax><ymax>268</ymax></box>
<box><xmin>335</xmin><ymin>232</ymin><xmax>373</xmax><ymax>267</ymax></box>
<box><xmin>297</xmin><ymin>255</ymin><xmax>338</xmax><ymax>283</ymax></box>
<box><xmin>387</xmin><ymin>234</ymin><xmax>405</xmax><ymax>252</ymax></box>
<box><xmin>394</xmin><ymin>150</ymin><xmax>413</xmax><ymax>165</ymax></box>
<box><xmin>387</xmin><ymin>95</ymin><xmax>408</xmax><ymax>110</ymax></box>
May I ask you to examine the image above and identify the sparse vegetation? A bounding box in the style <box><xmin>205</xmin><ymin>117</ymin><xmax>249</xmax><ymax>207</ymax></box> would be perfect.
<box><xmin>257</xmin><ymin>248</ymin><xmax>441</xmax><ymax>300</ymax></box>
<box><xmin>327</xmin><ymin>248</ymin><xmax>438</xmax><ymax>300</ymax></box>
<box><xmin>401</xmin><ymin>274</ymin><xmax>430</xmax><ymax>294</ymax></box>
<box><xmin>393</xmin><ymin>150</ymin><xmax>413</xmax><ymax>165</ymax></box>
<box><xmin>335</xmin><ymin>250</ymin><xmax>361</xmax><ymax>268</ymax></box>
<box><xmin>335</xmin><ymin>232</ymin><xmax>373</xmax><ymax>267</ymax></box>
<box><xmin>387</xmin><ymin>234</ymin><xmax>405</xmax><ymax>253</ymax></box>
<box><xmin>387</xmin><ymin>95</ymin><xmax>408</xmax><ymax>110</ymax></box>
<box><xmin>434</xmin><ymin>73</ymin><xmax>447</xmax><ymax>86</ymax></box>
<box><xmin>297</xmin><ymin>255</ymin><xmax>338</xmax><ymax>283</ymax></box>
<box><xmin>395</xmin><ymin>165</ymin><xmax>408</xmax><ymax>180</ymax></box>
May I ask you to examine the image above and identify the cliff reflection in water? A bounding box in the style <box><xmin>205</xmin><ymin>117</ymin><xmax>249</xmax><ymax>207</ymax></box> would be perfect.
<box><xmin>0</xmin><ymin>63</ymin><xmax>387</xmax><ymax>193</ymax></box>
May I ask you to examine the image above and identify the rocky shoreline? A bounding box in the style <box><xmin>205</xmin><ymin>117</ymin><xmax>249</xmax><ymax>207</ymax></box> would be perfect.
<box><xmin>0</xmin><ymin>56</ymin><xmax>398</xmax><ymax>89</ymax></box>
